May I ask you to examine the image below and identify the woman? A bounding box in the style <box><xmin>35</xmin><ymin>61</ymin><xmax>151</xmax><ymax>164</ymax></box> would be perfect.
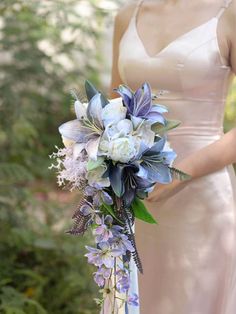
<box><xmin>105</xmin><ymin>0</ymin><xmax>236</xmax><ymax>313</ymax></box>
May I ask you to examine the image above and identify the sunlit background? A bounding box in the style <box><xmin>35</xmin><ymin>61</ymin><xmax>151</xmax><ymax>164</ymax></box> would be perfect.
<box><xmin>0</xmin><ymin>1</ymin><xmax>236</xmax><ymax>313</ymax></box>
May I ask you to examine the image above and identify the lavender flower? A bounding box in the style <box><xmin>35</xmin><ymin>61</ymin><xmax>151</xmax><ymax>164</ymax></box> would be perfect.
<box><xmin>127</xmin><ymin>293</ymin><xmax>139</xmax><ymax>306</ymax></box>
<box><xmin>115</xmin><ymin>267</ymin><xmax>130</xmax><ymax>293</ymax></box>
<box><xmin>93</xmin><ymin>215</ymin><xmax>114</xmax><ymax>243</ymax></box>
<box><xmin>93</xmin><ymin>266</ymin><xmax>111</xmax><ymax>287</ymax></box>
<box><xmin>84</xmin><ymin>186</ymin><xmax>113</xmax><ymax>207</ymax></box>
<box><xmin>93</xmin><ymin>215</ymin><xmax>124</xmax><ymax>243</ymax></box>
<box><xmin>85</xmin><ymin>242</ymin><xmax>123</xmax><ymax>268</ymax></box>
<box><xmin>109</xmin><ymin>232</ymin><xmax>135</xmax><ymax>255</ymax></box>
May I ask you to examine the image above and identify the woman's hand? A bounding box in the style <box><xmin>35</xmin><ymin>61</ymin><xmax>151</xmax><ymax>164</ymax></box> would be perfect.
<box><xmin>146</xmin><ymin>178</ymin><xmax>188</xmax><ymax>203</ymax></box>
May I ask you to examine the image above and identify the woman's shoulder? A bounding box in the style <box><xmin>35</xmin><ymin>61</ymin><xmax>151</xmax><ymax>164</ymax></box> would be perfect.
<box><xmin>114</xmin><ymin>1</ymin><xmax>137</xmax><ymax>36</ymax></box>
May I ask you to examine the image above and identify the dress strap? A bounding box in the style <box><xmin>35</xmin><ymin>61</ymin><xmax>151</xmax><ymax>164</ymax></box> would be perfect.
<box><xmin>132</xmin><ymin>0</ymin><xmax>145</xmax><ymax>19</ymax></box>
<box><xmin>216</xmin><ymin>0</ymin><xmax>233</xmax><ymax>19</ymax></box>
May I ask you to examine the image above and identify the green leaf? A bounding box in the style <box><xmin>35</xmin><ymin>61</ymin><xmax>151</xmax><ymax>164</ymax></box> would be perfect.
<box><xmin>85</xmin><ymin>80</ymin><xmax>98</xmax><ymax>101</ymax></box>
<box><xmin>102</xmin><ymin>203</ymin><xmax>124</xmax><ymax>225</ymax></box>
<box><xmin>85</xmin><ymin>80</ymin><xmax>109</xmax><ymax>107</ymax></box>
<box><xmin>87</xmin><ymin>157</ymin><xmax>104</xmax><ymax>171</ymax></box>
<box><xmin>168</xmin><ymin>166</ymin><xmax>192</xmax><ymax>181</ymax></box>
<box><xmin>100</xmin><ymin>93</ymin><xmax>109</xmax><ymax>107</ymax></box>
<box><xmin>131</xmin><ymin>197</ymin><xmax>157</xmax><ymax>224</ymax></box>
<box><xmin>152</xmin><ymin>119</ymin><xmax>181</xmax><ymax>135</ymax></box>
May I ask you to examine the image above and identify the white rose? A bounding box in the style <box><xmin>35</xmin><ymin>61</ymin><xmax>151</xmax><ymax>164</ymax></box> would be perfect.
<box><xmin>108</xmin><ymin>137</ymin><xmax>138</xmax><ymax>163</ymax></box>
<box><xmin>101</xmin><ymin>97</ymin><xmax>127</xmax><ymax>127</ymax></box>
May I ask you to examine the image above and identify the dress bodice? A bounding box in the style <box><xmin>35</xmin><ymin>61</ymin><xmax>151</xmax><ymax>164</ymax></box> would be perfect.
<box><xmin>118</xmin><ymin>0</ymin><xmax>235</xmax><ymax>139</ymax></box>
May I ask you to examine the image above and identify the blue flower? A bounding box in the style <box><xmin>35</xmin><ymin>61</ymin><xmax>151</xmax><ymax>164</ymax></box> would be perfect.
<box><xmin>84</xmin><ymin>186</ymin><xmax>113</xmax><ymax>207</ymax></box>
<box><xmin>138</xmin><ymin>136</ymin><xmax>177</xmax><ymax>184</ymax></box>
<box><xmin>114</xmin><ymin>82</ymin><xmax>168</xmax><ymax>125</ymax></box>
<box><xmin>109</xmin><ymin>232</ymin><xmax>134</xmax><ymax>254</ymax></box>
<box><xmin>93</xmin><ymin>215</ymin><xmax>114</xmax><ymax>243</ymax></box>
<box><xmin>85</xmin><ymin>242</ymin><xmax>123</xmax><ymax>268</ymax></box>
<box><xmin>115</xmin><ymin>267</ymin><xmax>130</xmax><ymax>293</ymax></box>
<box><xmin>127</xmin><ymin>293</ymin><xmax>139</xmax><ymax>306</ymax></box>
<box><xmin>108</xmin><ymin>162</ymin><xmax>154</xmax><ymax>206</ymax></box>
<box><xmin>93</xmin><ymin>266</ymin><xmax>111</xmax><ymax>287</ymax></box>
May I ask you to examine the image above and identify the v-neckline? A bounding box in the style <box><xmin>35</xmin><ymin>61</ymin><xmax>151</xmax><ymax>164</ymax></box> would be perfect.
<box><xmin>133</xmin><ymin>15</ymin><xmax>218</xmax><ymax>59</ymax></box>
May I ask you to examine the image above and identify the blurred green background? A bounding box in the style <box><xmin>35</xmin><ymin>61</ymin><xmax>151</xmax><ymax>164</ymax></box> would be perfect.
<box><xmin>0</xmin><ymin>1</ymin><xmax>235</xmax><ymax>313</ymax></box>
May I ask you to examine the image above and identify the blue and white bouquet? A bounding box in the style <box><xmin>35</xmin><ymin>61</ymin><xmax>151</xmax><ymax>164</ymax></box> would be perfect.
<box><xmin>49</xmin><ymin>81</ymin><xmax>190</xmax><ymax>312</ymax></box>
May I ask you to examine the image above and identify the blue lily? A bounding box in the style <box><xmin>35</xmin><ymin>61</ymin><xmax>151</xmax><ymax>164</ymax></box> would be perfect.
<box><xmin>139</xmin><ymin>136</ymin><xmax>177</xmax><ymax>184</ymax></box>
<box><xmin>108</xmin><ymin>162</ymin><xmax>154</xmax><ymax>207</ymax></box>
<box><xmin>114</xmin><ymin>82</ymin><xmax>168</xmax><ymax>125</ymax></box>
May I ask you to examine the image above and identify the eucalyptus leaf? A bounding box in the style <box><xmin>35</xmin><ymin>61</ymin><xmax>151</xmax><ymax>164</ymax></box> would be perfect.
<box><xmin>85</xmin><ymin>80</ymin><xmax>109</xmax><ymax>107</ymax></box>
<box><xmin>85</xmin><ymin>80</ymin><xmax>98</xmax><ymax>101</ymax></box>
<box><xmin>100</xmin><ymin>93</ymin><xmax>109</xmax><ymax>107</ymax></box>
<box><xmin>87</xmin><ymin>157</ymin><xmax>104</xmax><ymax>171</ymax></box>
<box><xmin>152</xmin><ymin>119</ymin><xmax>181</xmax><ymax>135</ymax></box>
<box><xmin>131</xmin><ymin>197</ymin><xmax>157</xmax><ymax>224</ymax></box>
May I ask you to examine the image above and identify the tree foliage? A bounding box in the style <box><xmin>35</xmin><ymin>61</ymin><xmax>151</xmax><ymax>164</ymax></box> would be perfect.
<box><xmin>0</xmin><ymin>0</ymin><xmax>120</xmax><ymax>312</ymax></box>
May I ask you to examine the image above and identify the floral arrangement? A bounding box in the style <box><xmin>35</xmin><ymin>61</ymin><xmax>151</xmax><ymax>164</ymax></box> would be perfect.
<box><xmin>49</xmin><ymin>81</ymin><xmax>190</xmax><ymax>312</ymax></box>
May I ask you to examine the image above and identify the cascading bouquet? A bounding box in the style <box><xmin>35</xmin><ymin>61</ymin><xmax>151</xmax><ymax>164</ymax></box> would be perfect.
<box><xmin>49</xmin><ymin>80</ymin><xmax>190</xmax><ymax>312</ymax></box>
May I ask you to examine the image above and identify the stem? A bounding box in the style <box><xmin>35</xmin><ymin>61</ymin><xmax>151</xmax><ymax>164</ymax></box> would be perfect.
<box><xmin>115</xmin><ymin>196</ymin><xmax>121</xmax><ymax>211</ymax></box>
<box><xmin>112</xmin><ymin>257</ymin><xmax>117</xmax><ymax>314</ymax></box>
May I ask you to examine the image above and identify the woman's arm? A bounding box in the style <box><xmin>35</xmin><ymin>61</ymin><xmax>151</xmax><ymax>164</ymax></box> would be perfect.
<box><xmin>147</xmin><ymin>128</ymin><xmax>236</xmax><ymax>203</ymax></box>
<box><xmin>109</xmin><ymin>2</ymin><xmax>136</xmax><ymax>99</ymax></box>
<box><xmin>174</xmin><ymin>127</ymin><xmax>236</xmax><ymax>179</ymax></box>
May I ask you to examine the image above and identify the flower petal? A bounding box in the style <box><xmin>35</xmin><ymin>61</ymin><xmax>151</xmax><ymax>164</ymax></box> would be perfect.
<box><xmin>58</xmin><ymin>119</ymin><xmax>89</xmax><ymax>143</ymax></box>
<box><xmin>85</xmin><ymin>137</ymin><xmax>100</xmax><ymax>160</ymax></box>
<box><xmin>73</xmin><ymin>143</ymin><xmax>85</xmax><ymax>159</ymax></box>
<box><xmin>74</xmin><ymin>100</ymin><xmax>88</xmax><ymax>120</ymax></box>
<box><xmin>133</xmin><ymin>82</ymin><xmax>152</xmax><ymax>117</ymax></box>
<box><xmin>87</xmin><ymin>93</ymin><xmax>103</xmax><ymax>128</ymax></box>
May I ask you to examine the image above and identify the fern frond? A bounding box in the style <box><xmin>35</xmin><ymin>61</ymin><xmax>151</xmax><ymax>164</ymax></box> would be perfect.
<box><xmin>0</xmin><ymin>163</ymin><xmax>33</xmax><ymax>185</ymax></box>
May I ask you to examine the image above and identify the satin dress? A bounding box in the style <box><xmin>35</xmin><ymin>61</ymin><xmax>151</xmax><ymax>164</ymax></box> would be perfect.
<box><xmin>101</xmin><ymin>0</ymin><xmax>236</xmax><ymax>313</ymax></box>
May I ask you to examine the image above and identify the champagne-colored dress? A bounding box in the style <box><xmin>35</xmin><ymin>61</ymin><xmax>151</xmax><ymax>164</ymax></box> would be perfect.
<box><xmin>102</xmin><ymin>0</ymin><xmax>236</xmax><ymax>313</ymax></box>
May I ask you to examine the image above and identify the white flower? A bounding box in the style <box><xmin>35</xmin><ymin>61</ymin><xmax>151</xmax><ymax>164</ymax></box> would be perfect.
<box><xmin>116</xmin><ymin>119</ymin><xmax>133</xmax><ymax>136</ymax></box>
<box><xmin>133</xmin><ymin>120</ymin><xmax>155</xmax><ymax>149</ymax></box>
<box><xmin>108</xmin><ymin>136</ymin><xmax>138</xmax><ymax>163</ymax></box>
<box><xmin>74</xmin><ymin>100</ymin><xmax>88</xmax><ymax>120</ymax></box>
<box><xmin>101</xmin><ymin>97</ymin><xmax>127</xmax><ymax>127</ymax></box>
<box><xmin>99</xmin><ymin>119</ymin><xmax>140</xmax><ymax>163</ymax></box>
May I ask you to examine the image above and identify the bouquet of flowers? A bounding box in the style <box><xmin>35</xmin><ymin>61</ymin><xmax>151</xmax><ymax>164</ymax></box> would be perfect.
<box><xmin>49</xmin><ymin>80</ymin><xmax>190</xmax><ymax>312</ymax></box>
